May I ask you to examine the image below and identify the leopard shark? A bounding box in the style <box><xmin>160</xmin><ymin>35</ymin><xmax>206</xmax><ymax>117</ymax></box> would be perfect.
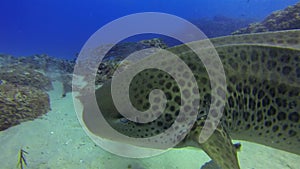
<box><xmin>82</xmin><ymin>29</ymin><xmax>300</xmax><ymax>169</ymax></box>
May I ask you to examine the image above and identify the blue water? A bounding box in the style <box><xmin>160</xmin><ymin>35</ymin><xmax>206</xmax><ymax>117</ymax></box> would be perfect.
<box><xmin>0</xmin><ymin>0</ymin><xmax>299</xmax><ymax>59</ymax></box>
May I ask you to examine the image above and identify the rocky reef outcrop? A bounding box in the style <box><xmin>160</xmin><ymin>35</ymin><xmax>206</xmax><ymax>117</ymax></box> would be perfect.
<box><xmin>232</xmin><ymin>2</ymin><xmax>300</xmax><ymax>34</ymax></box>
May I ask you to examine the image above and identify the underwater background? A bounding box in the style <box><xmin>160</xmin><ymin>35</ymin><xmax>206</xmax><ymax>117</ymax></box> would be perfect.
<box><xmin>0</xmin><ymin>0</ymin><xmax>300</xmax><ymax>169</ymax></box>
<box><xmin>0</xmin><ymin>0</ymin><xmax>299</xmax><ymax>59</ymax></box>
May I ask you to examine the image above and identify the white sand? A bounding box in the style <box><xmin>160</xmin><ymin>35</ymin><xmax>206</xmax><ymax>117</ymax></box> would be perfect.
<box><xmin>0</xmin><ymin>81</ymin><xmax>299</xmax><ymax>169</ymax></box>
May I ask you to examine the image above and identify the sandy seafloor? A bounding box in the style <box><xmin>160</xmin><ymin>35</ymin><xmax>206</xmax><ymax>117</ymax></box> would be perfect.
<box><xmin>0</xmin><ymin>81</ymin><xmax>299</xmax><ymax>169</ymax></box>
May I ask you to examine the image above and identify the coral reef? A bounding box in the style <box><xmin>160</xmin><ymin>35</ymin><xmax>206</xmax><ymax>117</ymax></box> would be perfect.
<box><xmin>191</xmin><ymin>15</ymin><xmax>256</xmax><ymax>38</ymax></box>
<box><xmin>95</xmin><ymin>59</ymin><xmax>132</xmax><ymax>86</ymax></box>
<box><xmin>73</xmin><ymin>38</ymin><xmax>168</xmax><ymax>90</ymax></box>
<box><xmin>139</xmin><ymin>38</ymin><xmax>168</xmax><ymax>49</ymax></box>
<box><xmin>94</xmin><ymin>39</ymin><xmax>166</xmax><ymax>86</ymax></box>
<box><xmin>0</xmin><ymin>54</ymin><xmax>18</xmax><ymax>65</ymax></box>
<box><xmin>0</xmin><ymin>38</ymin><xmax>168</xmax><ymax>99</ymax></box>
<box><xmin>1</xmin><ymin>53</ymin><xmax>76</xmax><ymax>96</ymax></box>
<box><xmin>0</xmin><ymin>64</ymin><xmax>53</xmax><ymax>91</ymax></box>
<box><xmin>0</xmin><ymin>54</ymin><xmax>53</xmax><ymax>130</ymax></box>
<box><xmin>103</xmin><ymin>38</ymin><xmax>168</xmax><ymax>61</ymax></box>
<box><xmin>0</xmin><ymin>37</ymin><xmax>167</xmax><ymax>131</ymax></box>
<box><xmin>18</xmin><ymin>54</ymin><xmax>75</xmax><ymax>74</ymax></box>
<box><xmin>0</xmin><ymin>81</ymin><xmax>50</xmax><ymax>131</ymax></box>
<box><xmin>232</xmin><ymin>2</ymin><xmax>300</xmax><ymax>34</ymax></box>
<box><xmin>95</xmin><ymin>61</ymin><xmax>118</xmax><ymax>86</ymax></box>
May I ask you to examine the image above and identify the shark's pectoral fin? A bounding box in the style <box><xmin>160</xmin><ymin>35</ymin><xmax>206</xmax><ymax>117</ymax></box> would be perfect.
<box><xmin>192</xmin><ymin>122</ymin><xmax>240</xmax><ymax>169</ymax></box>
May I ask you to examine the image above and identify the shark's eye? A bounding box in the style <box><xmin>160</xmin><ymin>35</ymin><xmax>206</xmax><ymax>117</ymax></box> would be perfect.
<box><xmin>120</xmin><ymin>118</ymin><xmax>129</xmax><ymax>123</ymax></box>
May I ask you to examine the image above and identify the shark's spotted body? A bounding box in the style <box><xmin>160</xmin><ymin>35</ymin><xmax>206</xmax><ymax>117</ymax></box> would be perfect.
<box><xmin>87</xmin><ymin>30</ymin><xmax>300</xmax><ymax>169</ymax></box>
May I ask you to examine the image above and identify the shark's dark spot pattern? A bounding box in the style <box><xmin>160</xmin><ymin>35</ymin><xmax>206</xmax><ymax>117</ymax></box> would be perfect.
<box><xmin>288</xmin><ymin>112</ymin><xmax>299</xmax><ymax>123</ymax></box>
<box><xmin>95</xmin><ymin>30</ymin><xmax>300</xmax><ymax>169</ymax></box>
